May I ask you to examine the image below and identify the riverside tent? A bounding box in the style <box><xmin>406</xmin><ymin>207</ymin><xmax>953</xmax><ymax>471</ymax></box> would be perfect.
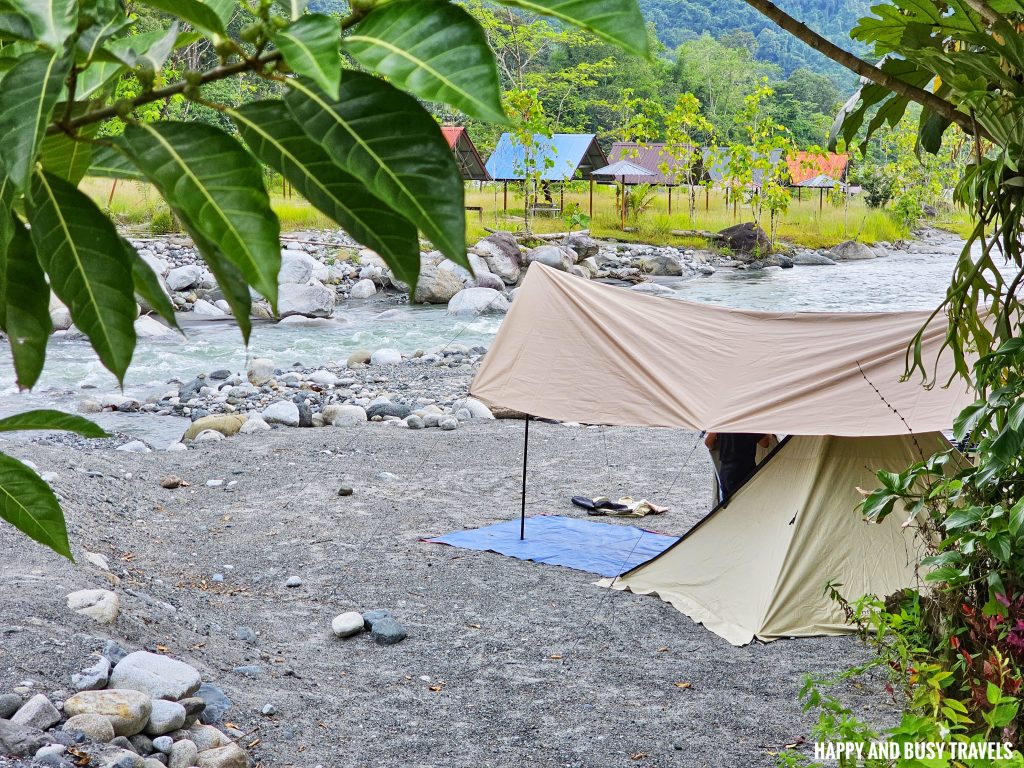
<box><xmin>469</xmin><ymin>263</ymin><xmax>973</xmax><ymax>645</ymax></box>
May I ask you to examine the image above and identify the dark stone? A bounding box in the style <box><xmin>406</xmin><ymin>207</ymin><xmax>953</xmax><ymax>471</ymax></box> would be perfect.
<box><xmin>233</xmin><ymin>626</ymin><xmax>257</xmax><ymax>644</ymax></box>
<box><xmin>115</xmin><ymin>400</ymin><xmax>140</xmax><ymax>413</ymax></box>
<box><xmin>714</xmin><ymin>222</ymin><xmax>772</xmax><ymax>256</ymax></box>
<box><xmin>365</xmin><ymin>403</ymin><xmax>412</xmax><ymax>420</ymax></box>
<box><xmin>0</xmin><ymin>718</ymin><xmax>46</xmax><ymax>756</ymax></box>
<box><xmin>361</xmin><ymin>609</ymin><xmax>392</xmax><ymax>630</ymax></box>
<box><xmin>178</xmin><ymin>377</ymin><xmax>205</xmax><ymax>400</ymax></box>
<box><xmin>560</xmin><ymin>233</ymin><xmax>600</xmax><ymax>259</ymax></box>
<box><xmin>923</xmin><ymin>204</ymin><xmax>938</xmax><ymax>218</ymax></box>
<box><xmin>34</xmin><ymin>755</ymin><xmax>70</xmax><ymax>768</ymax></box>
<box><xmin>47</xmin><ymin>731</ymin><xmax>82</xmax><ymax>747</ymax></box>
<box><xmin>370</xmin><ymin>617</ymin><xmax>407</xmax><ymax>646</ymax></box>
<box><xmin>337</xmin><ymin>484</ymin><xmax>354</xmax><ymax>497</ymax></box>
<box><xmin>179</xmin><ymin>697</ymin><xmax>206</xmax><ymax>718</ymax></box>
<box><xmin>208</xmin><ymin>369</ymin><xmax>231</xmax><ymax>380</ymax></box>
<box><xmin>479</xmin><ymin>232</ymin><xmax>523</xmax><ymax>266</ymax></box>
<box><xmin>109</xmin><ymin>736</ymin><xmax>137</xmax><ymax>753</ymax></box>
<box><xmin>293</xmin><ymin>396</ymin><xmax>313</xmax><ymax>428</ymax></box>
<box><xmin>190</xmin><ymin>408</ymin><xmax>210</xmax><ymax>422</ymax></box>
<box><xmin>102</xmin><ymin>640</ymin><xmax>129</xmax><ymax>665</ymax></box>
<box><xmin>778</xmin><ymin>255</ymin><xmax>794</xmax><ymax>269</ymax></box>
<box><xmin>0</xmin><ymin>693</ymin><xmax>21</xmax><ymax>718</ymax></box>
<box><xmin>196</xmin><ymin>683</ymin><xmax>232</xmax><ymax>725</ymax></box>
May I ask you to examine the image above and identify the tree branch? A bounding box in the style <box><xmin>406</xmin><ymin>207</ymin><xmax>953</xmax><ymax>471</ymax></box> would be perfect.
<box><xmin>738</xmin><ymin>0</ymin><xmax>994</xmax><ymax>143</ymax></box>
<box><xmin>962</xmin><ymin>0</ymin><xmax>1004</xmax><ymax>26</ymax></box>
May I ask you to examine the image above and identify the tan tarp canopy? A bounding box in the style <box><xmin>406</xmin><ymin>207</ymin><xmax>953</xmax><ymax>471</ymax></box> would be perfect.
<box><xmin>470</xmin><ymin>263</ymin><xmax>973</xmax><ymax>435</ymax></box>
<box><xmin>605</xmin><ymin>433</ymin><xmax>943</xmax><ymax>645</ymax></box>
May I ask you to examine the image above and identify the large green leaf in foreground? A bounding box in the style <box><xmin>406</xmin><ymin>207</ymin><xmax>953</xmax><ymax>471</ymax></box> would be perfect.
<box><xmin>28</xmin><ymin>169</ymin><xmax>137</xmax><ymax>383</ymax></box>
<box><xmin>0</xmin><ymin>51</ymin><xmax>69</xmax><ymax>191</ymax></box>
<box><xmin>1</xmin><ymin>215</ymin><xmax>51</xmax><ymax>388</ymax></box>
<box><xmin>0</xmin><ymin>409</ymin><xmax>107</xmax><ymax>436</ymax></box>
<box><xmin>285</xmin><ymin>73</ymin><xmax>467</xmax><ymax>268</ymax></box>
<box><xmin>493</xmin><ymin>0</ymin><xmax>648</xmax><ymax>56</ymax></box>
<box><xmin>118</xmin><ymin>122</ymin><xmax>281</xmax><ymax>338</ymax></box>
<box><xmin>232</xmin><ymin>100</ymin><xmax>422</xmax><ymax>288</ymax></box>
<box><xmin>271</xmin><ymin>14</ymin><xmax>341</xmax><ymax>100</ymax></box>
<box><xmin>0</xmin><ymin>451</ymin><xmax>71</xmax><ymax>559</ymax></box>
<box><xmin>343</xmin><ymin>0</ymin><xmax>507</xmax><ymax>124</ymax></box>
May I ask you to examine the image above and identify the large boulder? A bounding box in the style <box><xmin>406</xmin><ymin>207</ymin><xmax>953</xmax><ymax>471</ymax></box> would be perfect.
<box><xmin>279</xmin><ymin>249</ymin><xmax>317</xmax><ymax>284</ymax></box>
<box><xmin>109</xmin><ymin>651</ymin><xmax>202</xmax><ymax>701</ymax></box>
<box><xmin>322</xmin><ymin>404</ymin><xmax>367</xmax><ymax>427</ymax></box>
<box><xmin>474</xmin><ymin>232</ymin><xmax>522</xmax><ymax>284</ymax></box>
<box><xmin>64</xmin><ymin>690</ymin><xmax>153</xmax><ymax>737</ymax></box>
<box><xmin>166</xmin><ymin>265</ymin><xmax>204</xmax><ymax>291</ymax></box>
<box><xmin>135</xmin><ymin>315</ymin><xmax>175</xmax><ymax>338</ymax></box>
<box><xmin>278</xmin><ymin>281</ymin><xmax>335</xmax><ymax>318</ymax></box>
<box><xmin>66</xmin><ymin>589</ymin><xmax>120</xmax><ymax>623</ymax></box>
<box><xmin>438</xmin><ymin>258</ymin><xmax>472</xmax><ymax>283</ymax></box>
<box><xmin>637</xmin><ymin>254</ymin><xmax>684</xmax><ymax>276</ymax></box>
<box><xmin>349</xmin><ymin>279</ymin><xmax>377</xmax><ymax>299</ymax></box>
<box><xmin>525</xmin><ymin>245</ymin><xmax>574</xmax><ymax>272</ymax></box>
<box><xmin>792</xmin><ymin>251</ymin><xmax>837</xmax><ymax>266</ymax></box>
<box><xmin>471</xmin><ymin>271</ymin><xmax>506</xmax><ymax>291</ymax></box>
<box><xmin>413</xmin><ymin>265</ymin><xmax>463</xmax><ymax>304</ymax></box>
<box><xmin>830</xmin><ymin>240</ymin><xmax>877</xmax><ymax>261</ymax></box>
<box><xmin>714</xmin><ymin>222</ymin><xmax>772</xmax><ymax>256</ymax></box>
<box><xmin>447</xmin><ymin>287</ymin><xmax>510</xmax><ymax>317</ymax></box>
<box><xmin>262</xmin><ymin>401</ymin><xmax>300</xmax><ymax>426</ymax></box>
<box><xmin>561</xmin><ymin>233</ymin><xmax>600</xmax><ymax>259</ymax></box>
<box><xmin>0</xmin><ymin>718</ymin><xmax>47</xmax><ymax>757</ymax></box>
<box><xmin>370</xmin><ymin>348</ymin><xmax>402</xmax><ymax>366</ymax></box>
<box><xmin>182</xmin><ymin>414</ymin><xmax>246</xmax><ymax>442</ymax></box>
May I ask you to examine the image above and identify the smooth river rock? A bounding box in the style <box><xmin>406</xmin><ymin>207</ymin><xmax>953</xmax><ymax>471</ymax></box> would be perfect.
<box><xmin>64</xmin><ymin>690</ymin><xmax>153</xmax><ymax>737</ymax></box>
<box><xmin>109</xmin><ymin>652</ymin><xmax>202</xmax><ymax>701</ymax></box>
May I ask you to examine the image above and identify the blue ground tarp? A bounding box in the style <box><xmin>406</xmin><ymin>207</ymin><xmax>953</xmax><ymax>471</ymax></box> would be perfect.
<box><xmin>427</xmin><ymin>515</ymin><xmax>679</xmax><ymax>578</ymax></box>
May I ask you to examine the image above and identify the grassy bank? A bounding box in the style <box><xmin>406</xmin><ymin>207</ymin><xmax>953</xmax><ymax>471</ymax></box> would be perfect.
<box><xmin>83</xmin><ymin>176</ymin><xmax>972</xmax><ymax>251</ymax></box>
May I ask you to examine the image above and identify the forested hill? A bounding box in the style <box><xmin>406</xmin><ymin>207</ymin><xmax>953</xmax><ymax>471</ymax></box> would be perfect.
<box><xmin>640</xmin><ymin>0</ymin><xmax>873</xmax><ymax>80</ymax></box>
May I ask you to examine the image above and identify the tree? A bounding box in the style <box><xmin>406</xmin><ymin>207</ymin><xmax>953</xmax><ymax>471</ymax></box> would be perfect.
<box><xmin>742</xmin><ymin>0</ymin><xmax>1024</xmax><ymax>750</ymax></box>
<box><xmin>0</xmin><ymin>0</ymin><xmax>648</xmax><ymax>558</ymax></box>
<box><xmin>662</xmin><ymin>92</ymin><xmax>715</xmax><ymax>221</ymax></box>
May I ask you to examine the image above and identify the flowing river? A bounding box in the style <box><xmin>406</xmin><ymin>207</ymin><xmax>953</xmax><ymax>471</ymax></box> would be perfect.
<box><xmin>0</xmin><ymin>230</ymin><xmax>986</xmax><ymax>446</ymax></box>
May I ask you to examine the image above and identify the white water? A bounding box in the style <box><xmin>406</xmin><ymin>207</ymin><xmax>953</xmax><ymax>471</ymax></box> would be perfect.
<box><xmin>0</xmin><ymin>240</ymin><xmax>982</xmax><ymax>445</ymax></box>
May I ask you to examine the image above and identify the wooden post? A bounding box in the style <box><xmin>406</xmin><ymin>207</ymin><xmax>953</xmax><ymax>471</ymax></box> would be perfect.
<box><xmin>819</xmin><ymin>188</ymin><xmax>824</xmax><ymax>212</ymax></box>
<box><xmin>503</xmin><ymin>181</ymin><xmax>508</xmax><ymax>213</ymax></box>
<box><xmin>705</xmin><ymin>186</ymin><xmax>710</xmax><ymax>212</ymax></box>
<box><xmin>560</xmin><ymin>185</ymin><xmax>564</xmax><ymax>214</ymax></box>
<box><xmin>668</xmin><ymin>186</ymin><xmax>673</xmax><ymax>216</ymax></box>
<box><xmin>589</xmin><ymin>179</ymin><xmax>594</xmax><ymax>217</ymax></box>
<box><xmin>107</xmin><ymin>179</ymin><xmax>118</xmax><ymax>208</ymax></box>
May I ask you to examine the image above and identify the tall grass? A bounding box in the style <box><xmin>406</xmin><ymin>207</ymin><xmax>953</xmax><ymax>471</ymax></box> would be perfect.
<box><xmin>82</xmin><ymin>175</ymin><xmax>971</xmax><ymax>249</ymax></box>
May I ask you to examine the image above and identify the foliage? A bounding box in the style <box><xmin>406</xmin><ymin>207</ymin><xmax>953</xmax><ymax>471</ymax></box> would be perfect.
<box><xmin>662</xmin><ymin>92</ymin><xmax>716</xmax><ymax>221</ymax></box>
<box><xmin>0</xmin><ymin>0</ymin><xmax>646</xmax><ymax>558</ymax></box>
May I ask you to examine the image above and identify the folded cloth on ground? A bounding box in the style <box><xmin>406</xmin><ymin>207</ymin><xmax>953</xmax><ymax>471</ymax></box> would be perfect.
<box><xmin>605</xmin><ymin>496</ymin><xmax>669</xmax><ymax>517</ymax></box>
<box><xmin>571</xmin><ymin>496</ymin><xmax>628</xmax><ymax>514</ymax></box>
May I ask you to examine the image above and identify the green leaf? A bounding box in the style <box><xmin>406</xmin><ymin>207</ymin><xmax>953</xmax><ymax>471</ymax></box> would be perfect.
<box><xmin>343</xmin><ymin>0</ymin><xmax>506</xmax><ymax>124</ymax></box>
<box><xmin>117</xmin><ymin>122</ymin><xmax>281</xmax><ymax>339</ymax></box>
<box><xmin>231</xmin><ymin>100</ymin><xmax>421</xmax><ymax>288</ymax></box>
<box><xmin>0</xmin><ymin>214</ymin><xmax>51</xmax><ymax>388</ymax></box>
<box><xmin>127</xmin><ymin>238</ymin><xmax>179</xmax><ymax>329</ymax></box>
<box><xmin>109</xmin><ymin>23</ymin><xmax>181</xmax><ymax>71</ymax></box>
<box><xmin>0</xmin><ymin>50</ymin><xmax>70</xmax><ymax>191</ymax></box>
<box><xmin>493</xmin><ymin>0</ymin><xmax>648</xmax><ymax>56</ymax></box>
<box><xmin>0</xmin><ymin>408</ymin><xmax>106</xmax><ymax>436</ymax></box>
<box><xmin>87</xmin><ymin>143</ymin><xmax>145</xmax><ymax>180</ymax></box>
<box><xmin>271</xmin><ymin>14</ymin><xmax>340</xmax><ymax>100</ymax></box>
<box><xmin>40</xmin><ymin>130</ymin><xmax>95</xmax><ymax>185</ymax></box>
<box><xmin>136</xmin><ymin>0</ymin><xmax>225</xmax><ymax>38</ymax></box>
<box><xmin>200</xmin><ymin>0</ymin><xmax>235</xmax><ymax>28</ymax></box>
<box><xmin>285</xmin><ymin>73</ymin><xmax>467</xmax><ymax>268</ymax></box>
<box><xmin>0</xmin><ymin>451</ymin><xmax>71</xmax><ymax>559</ymax></box>
<box><xmin>28</xmin><ymin>169</ymin><xmax>136</xmax><ymax>382</ymax></box>
<box><xmin>6</xmin><ymin>0</ymin><xmax>77</xmax><ymax>49</ymax></box>
<box><xmin>273</xmin><ymin>0</ymin><xmax>306</xmax><ymax>20</ymax></box>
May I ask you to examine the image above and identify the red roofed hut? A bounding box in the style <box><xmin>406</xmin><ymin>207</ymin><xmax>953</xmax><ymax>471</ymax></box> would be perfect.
<box><xmin>442</xmin><ymin>126</ymin><xmax>491</xmax><ymax>182</ymax></box>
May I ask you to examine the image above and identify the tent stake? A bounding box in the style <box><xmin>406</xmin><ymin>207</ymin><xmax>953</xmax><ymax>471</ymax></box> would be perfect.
<box><xmin>520</xmin><ymin>417</ymin><xmax>529</xmax><ymax>540</ymax></box>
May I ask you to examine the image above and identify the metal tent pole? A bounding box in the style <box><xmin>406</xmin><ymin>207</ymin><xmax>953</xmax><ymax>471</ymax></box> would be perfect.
<box><xmin>520</xmin><ymin>418</ymin><xmax>530</xmax><ymax>540</ymax></box>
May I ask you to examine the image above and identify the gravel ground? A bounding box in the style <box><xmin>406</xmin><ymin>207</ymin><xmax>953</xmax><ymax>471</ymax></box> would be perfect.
<box><xmin>0</xmin><ymin>419</ymin><xmax>898</xmax><ymax>767</ymax></box>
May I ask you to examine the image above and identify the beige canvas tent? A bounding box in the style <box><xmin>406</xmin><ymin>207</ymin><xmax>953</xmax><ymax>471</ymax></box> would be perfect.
<box><xmin>469</xmin><ymin>263</ymin><xmax>974</xmax><ymax>645</ymax></box>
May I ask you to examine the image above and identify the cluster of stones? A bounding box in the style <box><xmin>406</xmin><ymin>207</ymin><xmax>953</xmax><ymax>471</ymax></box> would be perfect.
<box><xmin>330</xmin><ymin>609</ymin><xmax>407</xmax><ymax>645</ymax></box>
<box><xmin>0</xmin><ymin>646</ymin><xmax>246</xmax><ymax>768</ymax></box>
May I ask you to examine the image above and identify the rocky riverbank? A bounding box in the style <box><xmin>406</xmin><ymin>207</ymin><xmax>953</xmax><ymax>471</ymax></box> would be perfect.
<box><xmin>0</xmin><ymin>421</ymin><xmax>897</xmax><ymax>768</ymax></box>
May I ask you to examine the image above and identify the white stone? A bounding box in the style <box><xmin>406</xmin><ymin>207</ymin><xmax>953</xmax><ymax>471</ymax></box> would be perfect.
<box><xmin>278</xmin><ymin>281</ymin><xmax>335</xmax><ymax>318</ymax></box>
<box><xmin>247</xmin><ymin>358</ymin><xmax>275</xmax><ymax>385</ymax></box>
<box><xmin>109</xmin><ymin>651</ymin><xmax>202</xmax><ymax>701</ymax></box>
<box><xmin>135</xmin><ymin>315</ymin><xmax>175</xmax><ymax>338</ymax></box>
<box><xmin>322</xmin><ymin>404</ymin><xmax>367</xmax><ymax>427</ymax></box>
<box><xmin>193</xmin><ymin>430</ymin><xmax>225</xmax><ymax>443</ymax></box>
<box><xmin>279</xmin><ymin>249</ymin><xmax>317</xmax><ymax>284</ymax></box>
<box><xmin>239</xmin><ymin>414</ymin><xmax>270</xmax><ymax>433</ymax></box>
<box><xmin>214</xmin><ymin>300</ymin><xmax>232</xmax><ymax>314</ymax></box>
<box><xmin>349</xmin><ymin>279</ymin><xmax>377</xmax><ymax>299</ymax></box>
<box><xmin>192</xmin><ymin>299</ymin><xmax>226</xmax><ymax>317</ymax></box>
<box><xmin>331</xmin><ymin>612</ymin><xmax>364</xmax><ymax>638</ymax></box>
<box><xmin>166</xmin><ymin>265</ymin><xmax>204</xmax><ymax>291</ymax></box>
<box><xmin>116</xmin><ymin>440</ymin><xmax>151</xmax><ymax>453</ymax></box>
<box><xmin>439</xmin><ymin>416</ymin><xmax>459</xmax><ymax>431</ymax></box>
<box><xmin>10</xmin><ymin>694</ymin><xmax>60</xmax><ymax>730</ymax></box>
<box><xmin>165</xmin><ymin>442</ymin><xmax>188</xmax><ymax>452</ymax></box>
<box><xmin>50</xmin><ymin>298</ymin><xmax>72</xmax><ymax>331</ymax></box>
<box><xmin>262</xmin><ymin>401</ymin><xmax>300</xmax><ymax>426</ymax></box>
<box><xmin>460</xmin><ymin>397</ymin><xmax>494</xmax><ymax>420</ymax></box>
<box><xmin>66</xmin><ymin>589</ymin><xmax>120</xmax><ymax>624</ymax></box>
<box><xmin>370</xmin><ymin>348</ymin><xmax>402</xmax><ymax>366</ymax></box>
<box><xmin>145</xmin><ymin>700</ymin><xmax>187</xmax><ymax>736</ymax></box>
<box><xmin>308</xmin><ymin>370</ymin><xmax>338</xmax><ymax>387</ymax></box>
<box><xmin>447</xmin><ymin>287</ymin><xmax>510</xmax><ymax>317</ymax></box>
<box><xmin>64</xmin><ymin>690</ymin><xmax>152</xmax><ymax>737</ymax></box>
